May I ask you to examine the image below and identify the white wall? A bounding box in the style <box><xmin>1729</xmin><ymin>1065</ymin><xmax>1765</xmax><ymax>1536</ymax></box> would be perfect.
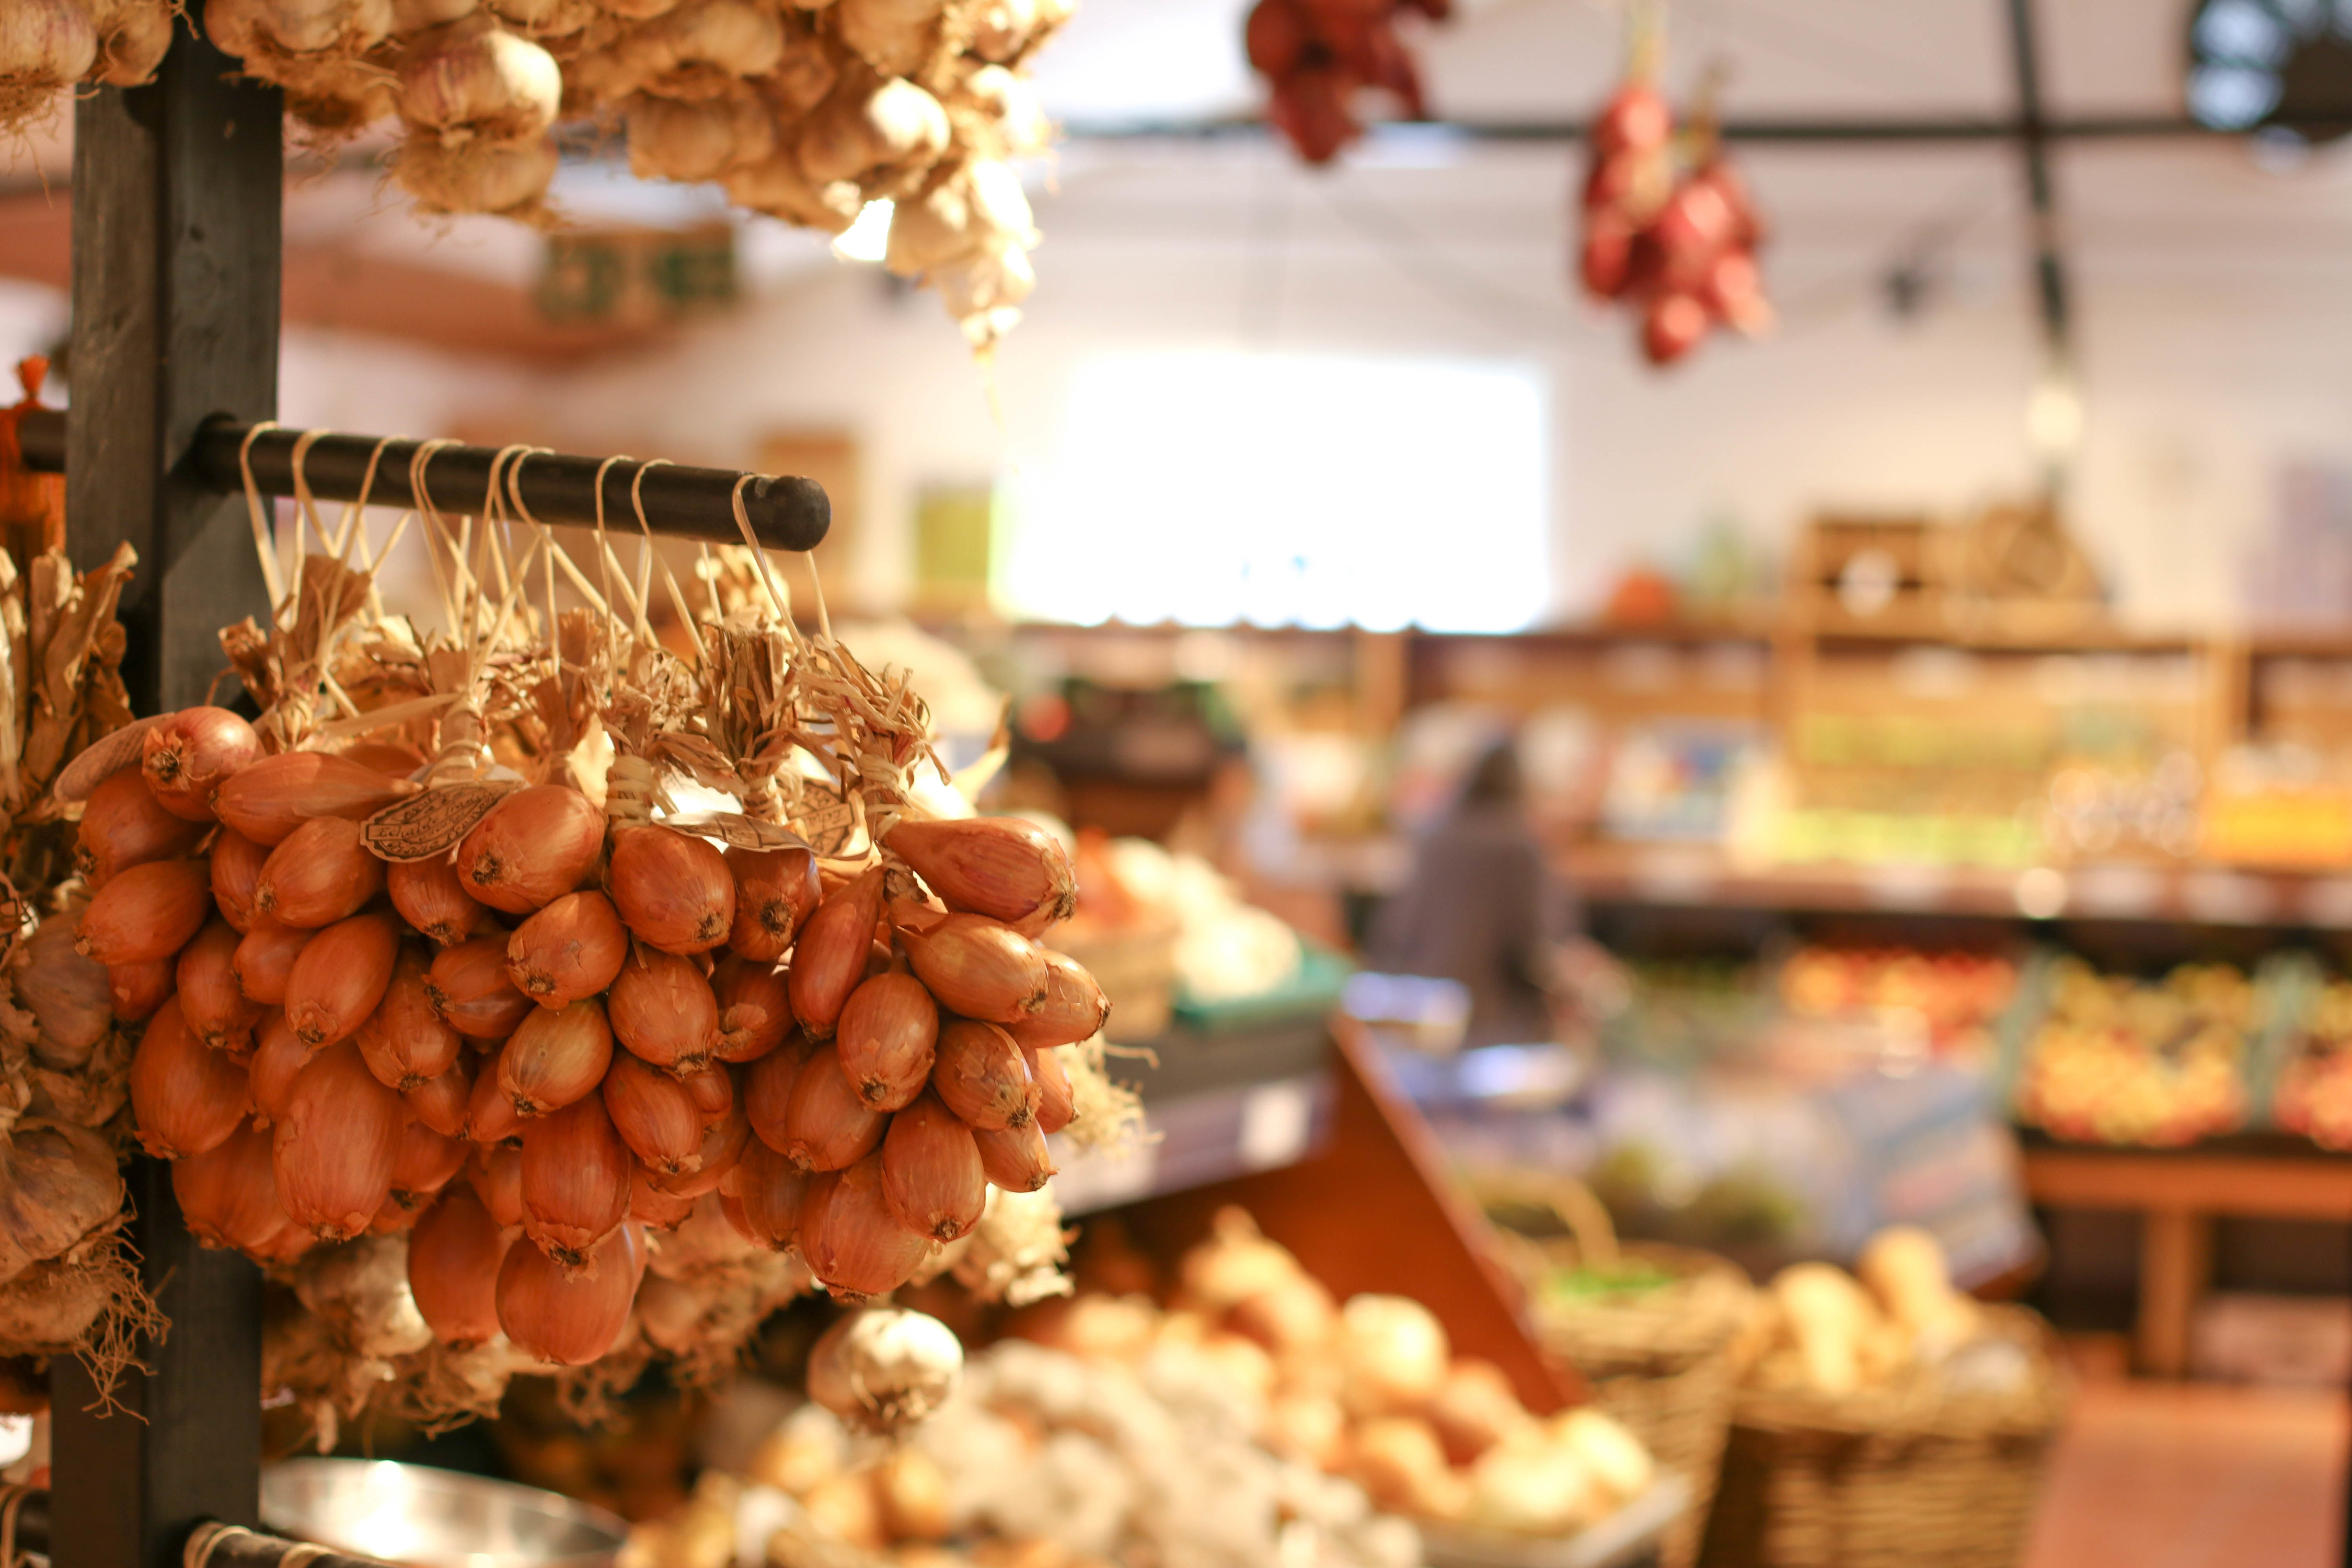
<box><xmin>523</xmin><ymin>132</ymin><xmax>2352</xmax><ymax>632</ymax></box>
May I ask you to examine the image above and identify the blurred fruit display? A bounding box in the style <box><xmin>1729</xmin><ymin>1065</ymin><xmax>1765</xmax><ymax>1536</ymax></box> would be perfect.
<box><xmin>2013</xmin><ymin>960</ymin><xmax>2257</xmax><ymax>1147</ymax></box>
<box><xmin>1244</xmin><ymin>0</ymin><xmax>1447</xmax><ymax>164</ymax></box>
<box><xmin>1779</xmin><ymin>946</ymin><xmax>2019</xmax><ymax>1063</ymax></box>
<box><xmin>2272</xmin><ymin>975</ymin><xmax>2352</xmax><ymax>1149</ymax></box>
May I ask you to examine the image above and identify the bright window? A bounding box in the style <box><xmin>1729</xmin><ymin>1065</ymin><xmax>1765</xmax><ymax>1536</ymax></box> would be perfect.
<box><xmin>1001</xmin><ymin>352</ymin><xmax>1551</xmax><ymax>632</ymax></box>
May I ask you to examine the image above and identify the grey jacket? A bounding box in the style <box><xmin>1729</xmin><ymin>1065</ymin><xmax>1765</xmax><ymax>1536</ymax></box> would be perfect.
<box><xmin>1368</xmin><ymin>806</ymin><xmax>1579</xmax><ymax>1048</ymax></box>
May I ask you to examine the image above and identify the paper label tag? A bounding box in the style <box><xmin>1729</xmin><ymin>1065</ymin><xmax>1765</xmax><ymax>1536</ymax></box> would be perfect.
<box><xmin>792</xmin><ymin>787</ymin><xmax>857</xmax><ymax>857</ymax></box>
<box><xmin>668</xmin><ymin>812</ymin><xmax>814</xmax><ymax>854</ymax></box>
<box><xmin>53</xmin><ymin>716</ymin><xmax>165</xmax><ymax>804</ymax></box>
<box><xmin>362</xmin><ymin>781</ymin><xmax>518</xmax><ymax>861</ymax></box>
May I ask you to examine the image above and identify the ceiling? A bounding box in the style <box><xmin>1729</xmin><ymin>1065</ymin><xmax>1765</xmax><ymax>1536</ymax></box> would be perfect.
<box><xmin>1</xmin><ymin>0</ymin><xmax>2343</xmax><ymax>366</ymax></box>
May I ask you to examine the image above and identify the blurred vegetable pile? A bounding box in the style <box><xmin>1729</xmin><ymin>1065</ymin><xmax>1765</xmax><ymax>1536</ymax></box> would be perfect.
<box><xmin>1242</xmin><ymin>0</ymin><xmax>1444</xmax><ymax>164</ymax></box>
<box><xmin>1573</xmin><ymin>21</ymin><xmax>1771</xmax><ymax>368</ymax></box>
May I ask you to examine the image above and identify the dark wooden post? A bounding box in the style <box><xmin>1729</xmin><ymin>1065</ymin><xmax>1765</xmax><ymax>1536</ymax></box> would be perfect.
<box><xmin>64</xmin><ymin>11</ymin><xmax>281</xmax><ymax>713</ymax></box>
<box><xmin>52</xmin><ymin>14</ymin><xmax>280</xmax><ymax>1568</ymax></box>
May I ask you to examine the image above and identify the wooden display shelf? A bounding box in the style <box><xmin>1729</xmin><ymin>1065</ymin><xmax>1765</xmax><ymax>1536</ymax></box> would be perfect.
<box><xmin>2021</xmin><ymin>1140</ymin><xmax>2352</xmax><ymax>1379</ymax></box>
<box><xmin>1102</xmin><ymin>1016</ymin><xmax>1584</xmax><ymax>1416</ymax></box>
<box><xmin>1562</xmin><ymin>840</ymin><xmax>2352</xmax><ymax>928</ymax></box>
<box><xmin>1053</xmin><ymin>1010</ymin><xmax>1338</xmax><ymax>1216</ymax></box>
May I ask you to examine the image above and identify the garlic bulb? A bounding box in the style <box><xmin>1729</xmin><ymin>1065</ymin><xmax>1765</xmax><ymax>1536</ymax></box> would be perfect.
<box><xmin>627</xmin><ymin>93</ymin><xmax>777</xmax><ymax>186</ymax></box>
<box><xmin>0</xmin><ymin>0</ymin><xmax>95</xmax><ymax>128</ymax></box>
<box><xmin>636</xmin><ymin>0</ymin><xmax>786</xmax><ymax>99</ymax></box>
<box><xmin>930</xmin><ymin>239</ymin><xmax>1034</xmax><ymax>347</ymax></box>
<box><xmin>949</xmin><ymin>63</ymin><xmax>1050</xmax><ymax>157</ymax></box>
<box><xmin>724</xmin><ymin>155</ymin><xmax>861</xmax><ymax>233</ymax></box>
<box><xmin>85</xmin><ymin>0</ymin><xmax>176</xmax><ymax>87</ymax></box>
<box><xmin>763</xmin><ymin>24</ymin><xmax>835</xmax><ymax>115</ymax></box>
<box><xmin>397</xmin><ymin>17</ymin><xmax>563</xmax><ymax>145</ymax></box>
<box><xmin>885</xmin><ymin>158</ymin><xmax>1033</xmax><ymax>279</ymax></box>
<box><xmin>797</xmin><ymin>74</ymin><xmax>947</xmax><ymax>187</ymax></box>
<box><xmin>806</xmin><ymin>1305</ymin><xmax>963</xmax><ymax>1436</ymax></box>
<box><xmin>833</xmin><ymin>0</ymin><xmax>938</xmax><ymax>77</ymax></box>
<box><xmin>394</xmin><ymin>132</ymin><xmax>559</xmax><ymax>215</ymax></box>
<box><xmin>202</xmin><ymin>0</ymin><xmax>393</xmax><ymax>60</ymax></box>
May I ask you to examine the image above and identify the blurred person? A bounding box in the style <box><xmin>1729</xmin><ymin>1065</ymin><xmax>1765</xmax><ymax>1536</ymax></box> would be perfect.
<box><xmin>1370</xmin><ymin>739</ymin><xmax>1609</xmax><ymax>1049</ymax></box>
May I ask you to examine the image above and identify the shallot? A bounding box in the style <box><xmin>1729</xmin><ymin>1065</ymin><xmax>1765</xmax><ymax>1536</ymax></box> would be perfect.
<box><xmin>498</xmin><ymin>996</ymin><xmax>613</xmax><ymax>1117</ymax></box>
<box><xmin>273</xmin><ymin>1040</ymin><xmax>405</xmax><ymax>1240</ymax></box>
<box><xmin>609</xmin><ymin>825</ymin><xmax>735</xmax><ymax>955</ymax></box>
<box><xmin>284</xmin><ymin>911</ymin><xmax>400</xmax><ymax>1046</ymax></box>
<box><xmin>356</xmin><ymin>949</ymin><xmax>462</xmax><ymax>1089</ymax></box>
<box><xmin>520</xmin><ymin>1092</ymin><xmax>630</xmax><ymax>1270</ymax></box>
<box><xmin>835</xmin><ymin>971</ymin><xmax>937</xmax><ymax>1110</ymax></box>
<box><xmin>388</xmin><ymin>855</ymin><xmax>487</xmax><ymax>946</ymax></box>
<box><xmin>76</xmin><ymin>858</ymin><xmax>211</xmax><ymax>965</ymax></box>
<box><xmin>607</xmin><ymin>943</ymin><xmax>720</xmax><ymax>1072</ymax></box>
<box><xmin>141</xmin><ymin>706</ymin><xmax>260</xmax><ymax>823</ymax></box>
<box><xmin>456</xmin><ymin>783</ymin><xmax>603</xmax><ymax>911</ymax></box>
<box><xmin>210</xmin><ymin>828</ymin><xmax>273</xmax><ymax>933</ymax></box>
<box><xmin>777</xmin><ymin>1042</ymin><xmax>887</xmax><ymax>1171</ymax></box>
<box><xmin>76</xmin><ymin>766</ymin><xmax>204</xmax><ymax>886</ymax></box>
<box><xmin>931</xmin><ymin>1019</ymin><xmax>1037</xmax><ymax>1131</ymax></box>
<box><xmin>724</xmin><ymin>844</ymin><xmax>818</xmax><ymax>962</ymax></box>
<box><xmin>881</xmin><ymin>1091</ymin><xmax>984</xmax><ymax>1241</ymax></box>
<box><xmin>506</xmin><ymin>890</ymin><xmax>628</xmax><ymax>1007</ymax></box>
<box><xmin>887</xmin><ymin>815</ymin><xmax>1074</xmax><ymax>933</ymax></box>
<box><xmin>497</xmin><ymin>1219</ymin><xmax>641</xmax><ymax>1364</ymax></box>
<box><xmin>232</xmin><ymin>919</ymin><xmax>312</xmax><ymax>1007</ymax></box>
<box><xmin>797</xmin><ymin>1150</ymin><xmax>932</xmax><ymax>1299</ymax></box>
<box><xmin>215</xmin><ymin>751</ymin><xmax>415</xmax><ymax>847</ymax></box>
<box><xmin>427</xmin><ymin>935</ymin><xmax>535</xmax><ymax>1038</ymax></box>
<box><xmin>253</xmin><ymin>816</ymin><xmax>385</xmax><ymax>928</ymax></box>
<box><xmin>178</xmin><ymin>919</ymin><xmax>260</xmax><ymax>1050</ymax></box>
<box><xmin>897</xmin><ymin>910</ymin><xmax>1047</xmax><ymax>1022</ymax></box>
<box><xmin>788</xmin><ymin>866</ymin><xmax>883</xmax><ymax>1039</ymax></box>
<box><xmin>408</xmin><ymin>1184</ymin><xmax>511</xmax><ymax>1346</ymax></box>
<box><xmin>130</xmin><ymin>998</ymin><xmax>250</xmax><ymax>1160</ymax></box>
<box><xmin>602</xmin><ymin>1049</ymin><xmax>706</xmax><ymax>1173</ymax></box>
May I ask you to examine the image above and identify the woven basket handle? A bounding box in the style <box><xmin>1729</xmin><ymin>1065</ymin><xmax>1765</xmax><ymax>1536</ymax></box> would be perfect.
<box><xmin>1475</xmin><ymin>1171</ymin><xmax>1621</xmax><ymax>1272</ymax></box>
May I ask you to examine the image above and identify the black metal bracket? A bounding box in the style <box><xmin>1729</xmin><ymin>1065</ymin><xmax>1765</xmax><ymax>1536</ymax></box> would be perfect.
<box><xmin>18</xmin><ymin>410</ymin><xmax>831</xmax><ymax>555</ymax></box>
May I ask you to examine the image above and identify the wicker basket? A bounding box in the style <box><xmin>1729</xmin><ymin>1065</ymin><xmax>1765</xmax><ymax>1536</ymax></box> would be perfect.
<box><xmin>1475</xmin><ymin>1175</ymin><xmax>1752</xmax><ymax>1568</ymax></box>
<box><xmin>1697</xmin><ymin>1305</ymin><xmax>2067</xmax><ymax>1568</ymax></box>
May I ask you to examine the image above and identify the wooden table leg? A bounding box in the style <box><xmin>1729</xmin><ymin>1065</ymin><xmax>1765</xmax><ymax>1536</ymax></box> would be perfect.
<box><xmin>2137</xmin><ymin>1207</ymin><xmax>2213</xmax><ymax>1378</ymax></box>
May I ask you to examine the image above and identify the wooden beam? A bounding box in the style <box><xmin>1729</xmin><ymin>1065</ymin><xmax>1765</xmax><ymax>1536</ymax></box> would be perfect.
<box><xmin>51</xmin><ymin>19</ymin><xmax>272</xmax><ymax>1568</ymax></box>
<box><xmin>0</xmin><ymin>192</ymin><xmax>667</xmax><ymax>367</ymax></box>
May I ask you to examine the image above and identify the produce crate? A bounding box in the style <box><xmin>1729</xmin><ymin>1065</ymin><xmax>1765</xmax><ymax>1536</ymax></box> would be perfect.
<box><xmin>1997</xmin><ymin>948</ymin><xmax>2308</xmax><ymax>1149</ymax></box>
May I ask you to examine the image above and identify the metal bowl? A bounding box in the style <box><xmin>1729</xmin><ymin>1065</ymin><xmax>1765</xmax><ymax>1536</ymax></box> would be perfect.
<box><xmin>261</xmin><ymin>1459</ymin><xmax>630</xmax><ymax>1568</ymax></box>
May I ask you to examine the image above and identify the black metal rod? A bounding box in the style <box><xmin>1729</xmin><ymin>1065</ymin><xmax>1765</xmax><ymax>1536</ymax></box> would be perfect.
<box><xmin>18</xmin><ymin>409</ymin><xmax>831</xmax><ymax>555</ymax></box>
<box><xmin>2005</xmin><ymin>0</ymin><xmax>2070</xmax><ymax>359</ymax></box>
<box><xmin>1057</xmin><ymin>111</ymin><xmax>2352</xmax><ymax>144</ymax></box>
